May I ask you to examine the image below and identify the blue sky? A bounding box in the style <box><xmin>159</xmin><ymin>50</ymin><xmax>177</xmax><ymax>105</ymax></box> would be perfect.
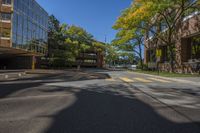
<box><xmin>36</xmin><ymin>0</ymin><xmax>132</xmax><ymax>43</ymax></box>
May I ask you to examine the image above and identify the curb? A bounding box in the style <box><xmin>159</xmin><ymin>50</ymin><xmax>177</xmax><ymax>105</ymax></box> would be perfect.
<box><xmin>0</xmin><ymin>72</ymin><xmax>26</xmax><ymax>80</ymax></box>
<box><xmin>25</xmin><ymin>70</ymin><xmax>67</xmax><ymax>75</ymax></box>
<box><xmin>130</xmin><ymin>71</ymin><xmax>200</xmax><ymax>86</ymax></box>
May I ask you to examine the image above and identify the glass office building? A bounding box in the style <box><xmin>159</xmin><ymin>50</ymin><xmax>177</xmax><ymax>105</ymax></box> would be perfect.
<box><xmin>0</xmin><ymin>0</ymin><xmax>48</xmax><ymax>69</ymax></box>
<box><xmin>12</xmin><ymin>0</ymin><xmax>48</xmax><ymax>54</ymax></box>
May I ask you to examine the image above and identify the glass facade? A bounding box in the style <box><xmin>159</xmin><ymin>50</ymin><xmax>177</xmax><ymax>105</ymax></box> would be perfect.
<box><xmin>12</xmin><ymin>0</ymin><xmax>48</xmax><ymax>54</ymax></box>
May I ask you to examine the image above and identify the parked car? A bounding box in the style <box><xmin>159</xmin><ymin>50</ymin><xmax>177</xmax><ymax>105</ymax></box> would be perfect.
<box><xmin>128</xmin><ymin>65</ymin><xmax>137</xmax><ymax>70</ymax></box>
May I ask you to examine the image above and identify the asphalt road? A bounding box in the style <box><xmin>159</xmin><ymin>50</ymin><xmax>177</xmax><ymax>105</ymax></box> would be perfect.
<box><xmin>0</xmin><ymin>69</ymin><xmax>200</xmax><ymax>133</ymax></box>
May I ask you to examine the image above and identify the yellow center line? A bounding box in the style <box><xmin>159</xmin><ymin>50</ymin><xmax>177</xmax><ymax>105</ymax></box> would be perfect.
<box><xmin>120</xmin><ymin>77</ymin><xmax>134</xmax><ymax>83</ymax></box>
<box><xmin>148</xmin><ymin>78</ymin><xmax>171</xmax><ymax>83</ymax></box>
<box><xmin>134</xmin><ymin>78</ymin><xmax>152</xmax><ymax>83</ymax></box>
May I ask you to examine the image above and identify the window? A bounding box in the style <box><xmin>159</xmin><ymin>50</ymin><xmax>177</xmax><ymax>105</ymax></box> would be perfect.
<box><xmin>191</xmin><ymin>37</ymin><xmax>200</xmax><ymax>59</ymax></box>
<box><xmin>11</xmin><ymin>0</ymin><xmax>48</xmax><ymax>53</ymax></box>
<box><xmin>1</xmin><ymin>13</ymin><xmax>11</xmax><ymax>21</ymax></box>
<box><xmin>147</xmin><ymin>49</ymin><xmax>156</xmax><ymax>62</ymax></box>
<box><xmin>2</xmin><ymin>0</ymin><xmax>11</xmax><ymax>5</ymax></box>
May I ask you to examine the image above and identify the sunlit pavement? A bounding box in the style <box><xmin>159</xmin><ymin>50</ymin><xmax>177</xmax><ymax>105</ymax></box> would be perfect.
<box><xmin>0</xmin><ymin>69</ymin><xmax>200</xmax><ymax>133</ymax></box>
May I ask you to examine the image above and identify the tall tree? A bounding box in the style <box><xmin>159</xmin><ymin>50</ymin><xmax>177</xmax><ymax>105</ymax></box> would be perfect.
<box><xmin>48</xmin><ymin>15</ymin><xmax>68</xmax><ymax>57</ymax></box>
<box><xmin>112</xmin><ymin>28</ymin><xmax>145</xmax><ymax>69</ymax></box>
<box><xmin>64</xmin><ymin>25</ymin><xmax>94</xmax><ymax>69</ymax></box>
<box><xmin>105</xmin><ymin>44</ymin><xmax>120</xmax><ymax>67</ymax></box>
<box><xmin>113</xmin><ymin>0</ymin><xmax>200</xmax><ymax>72</ymax></box>
<box><xmin>47</xmin><ymin>15</ymin><xmax>105</xmax><ymax>68</ymax></box>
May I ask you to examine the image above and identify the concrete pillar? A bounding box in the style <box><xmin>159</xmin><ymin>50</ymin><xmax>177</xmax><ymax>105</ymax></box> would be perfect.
<box><xmin>32</xmin><ymin>56</ymin><xmax>36</xmax><ymax>70</ymax></box>
<box><xmin>97</xmin><ymin>52</ymin><xmax>104</xmax><ymax>68</ymax></box>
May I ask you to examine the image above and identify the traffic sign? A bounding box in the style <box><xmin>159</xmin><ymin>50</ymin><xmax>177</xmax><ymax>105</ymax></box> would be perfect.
<box><xmin>156</xmin><ymin>49</ymin><xmax>162</xmax><ymax>57</ymax></box>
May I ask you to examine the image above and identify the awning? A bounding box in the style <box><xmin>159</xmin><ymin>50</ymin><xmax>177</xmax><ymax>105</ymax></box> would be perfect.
<box><xmin>0</xmin><ymin>46</ymin><xmax>44</xmax><ymax>58</ymax></box>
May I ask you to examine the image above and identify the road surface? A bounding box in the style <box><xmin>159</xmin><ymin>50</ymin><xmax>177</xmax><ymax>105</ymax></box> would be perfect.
<box><xmin>0</xmin><ymin>69</ymin><xmax>200</xmax><ymax>133</ymax></box>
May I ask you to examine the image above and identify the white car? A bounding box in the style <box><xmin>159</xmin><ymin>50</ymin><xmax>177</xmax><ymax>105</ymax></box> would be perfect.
<box><xmin>128</xmin><ymin>65</ymin><xmax>137</xmax><ymax>70</ymax></box>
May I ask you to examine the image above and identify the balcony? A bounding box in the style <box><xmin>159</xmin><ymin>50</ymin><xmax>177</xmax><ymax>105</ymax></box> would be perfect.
<box><xmin>0</xmin><ymin>38</ymin><xmax>11</xmax><ymax>47</ymax></box>
<box><xmin>0</xmin><ymin>5</ymin><xmax>12</xmax><ymax>13</ymax></box>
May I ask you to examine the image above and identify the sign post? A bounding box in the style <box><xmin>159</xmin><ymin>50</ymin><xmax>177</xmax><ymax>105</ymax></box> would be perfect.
<box><xmin>156</xmin><ymin>49</ymin><xmax>162</xmax><ymax>75</ymax></box>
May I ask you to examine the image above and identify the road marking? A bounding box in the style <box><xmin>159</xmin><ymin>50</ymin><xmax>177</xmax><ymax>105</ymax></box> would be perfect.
<box><xmin>120</xmin><ymin>77</ymin><xmax>134</xmax><ymax>83</ymax></box>
<box><xmin>148</xmin><ymin>78</ymin><xmax>171</xmax><ymax>83</ymax></box>
<box><xmin>106</xmin><ymin>78</ymin><xmax>116</xmax><ymax>82</ymax></box>
<box><xmin>127</xmin><ymin>71</ymin><xmax>133</xmax><ymax>74</ymax></box>
<box><xmin>134</xmin><ymin>78</ymin><xmax>152</xmax><ymax>83</ymax></box>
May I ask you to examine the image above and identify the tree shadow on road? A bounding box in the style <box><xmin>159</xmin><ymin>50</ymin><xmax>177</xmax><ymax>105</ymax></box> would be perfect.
<box><xmin>42</xmin><ymin>84</ymin><xmax>200</xmax><ymax>133</ymax></box>
<box><xmin>0</xmin><ymin>71</ymin><xmax>111</xmax><ymax>98</ymax></box>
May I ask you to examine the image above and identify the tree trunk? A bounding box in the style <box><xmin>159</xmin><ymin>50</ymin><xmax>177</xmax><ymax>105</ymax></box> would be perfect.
<box><xmin>139</xmin><ymin>44</ymin><xmax>144</xmax><ymax>70</ymax></box>
<box><xmin>168</xmin><ymin>29</ymin><xmax>175</xmax><ymax>73</ymax></box>
<box><xmin>169</xmin><ymin>45</ymin><xmax>175</xmax><ymax>73</ymax></box>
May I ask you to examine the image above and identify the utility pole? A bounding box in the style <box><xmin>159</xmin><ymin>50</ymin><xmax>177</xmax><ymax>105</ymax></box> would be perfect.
<box><xmin>105</xmin><ymin>35</ymin><xmax>107</xmax><ymax>43</ymax></box>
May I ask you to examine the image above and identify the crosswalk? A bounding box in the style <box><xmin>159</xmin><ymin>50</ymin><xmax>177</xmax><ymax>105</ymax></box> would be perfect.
<box><xmin>148</xmin><ymin>77</ymin><xmax>171</xmax><ymax>83</ymax></box>
<box><xmin>106</xmin><ymin>77</ymin><xmax>172</xmax><ymax>83</ymax></box>
<box><xmin>134</xmin><ymin>78</ymin><xmax>152</xmax><ymax>83</ymax></box>
<box><xmin>119</xmin><ymin>77</ymin><xmax>134</xmax><ymax>83</ymax></box>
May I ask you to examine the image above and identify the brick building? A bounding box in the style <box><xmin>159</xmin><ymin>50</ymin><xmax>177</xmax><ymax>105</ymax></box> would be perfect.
<box><xmin>144</xmin><ymin>11</ymin><xmax>200</xmax><ymax>73</ymax></box>
<box><xmin>0</xmin><ymin>0</ymin><xmax>48</xmax><ymax>69</ymax></box>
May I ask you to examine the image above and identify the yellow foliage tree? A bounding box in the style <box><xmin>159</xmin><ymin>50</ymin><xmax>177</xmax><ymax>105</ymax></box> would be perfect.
<box><xmin>113</xmin><ymin>0</ymin><xmax>200</xmax><ymax>72</ymax></box>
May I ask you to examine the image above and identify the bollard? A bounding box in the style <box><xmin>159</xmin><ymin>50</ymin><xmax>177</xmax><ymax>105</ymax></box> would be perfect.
<box><xmin>5</xmin><ymin>75</ymin><xmax>8</xmax><ymax>79</ymax></box>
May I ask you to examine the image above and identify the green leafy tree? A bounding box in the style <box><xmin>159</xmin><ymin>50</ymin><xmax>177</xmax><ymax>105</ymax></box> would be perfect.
<box><xmin>113</xmin><ymin>0</ymin><xmax>200</xmax><ymax>72</ymax></box>
<box><xmin>47</xmin><ymin>15</ymin><xmax>106</xmax><ymax>69</ymax></box>
<box><xmin>112</xmin><ymin>28</ymin><xmax>144</xmax><ymax>69</ymax></box>
<box><xmin>48</xmin><ymin>15</ymin><xmax>65</xmax><ymax>56</ymax></box>
<box><xmin>105</xmin><ymin>44</ymin><xmax>120</xmax><ymax>67</ymax></box>
<box><xmin>63</xmin><ymin>25</ymin><xmax>94</xmax><ymax>69</ymax></box>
